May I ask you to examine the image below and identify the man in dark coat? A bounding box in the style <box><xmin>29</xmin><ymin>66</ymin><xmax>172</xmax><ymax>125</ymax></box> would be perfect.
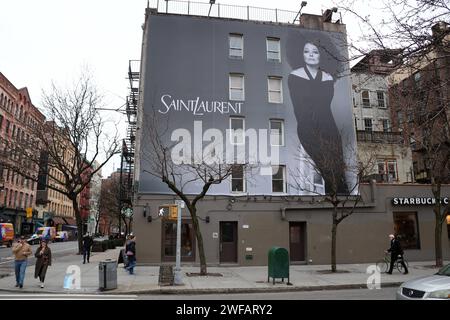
<box><xmin>125</xmin><ymin>235</ymin><xmax>136</xmax><ymax>274</ymax></box>
<box><xmin>386</xmin><ymin>234</ymin><xmax>408</xmax><ymax>274</ymax></box>
<box><xmin>82</xmin><ymin>234</ymin><xmax>94</xmax><ymax>264</ymax></box>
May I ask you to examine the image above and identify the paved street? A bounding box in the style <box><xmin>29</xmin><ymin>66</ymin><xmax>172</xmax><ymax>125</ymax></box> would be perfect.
<box><xmin>0</xmin><ymin>241</ymin><xmax>78</xmax><ymax>277</ymax></box>
<box><xmin>0</xmin><ymin>287</ymin><xmax>397</xmax><ymax>300</ymax></box>
<box><xmin>138</xmin><ymin>287</ymin><xmax>398</xmax><ymax>300</ymax></box>
<box><xmin>0</xmin><ymin>246</ymin><xmax>446</xmax><ymax>299</ymax></box>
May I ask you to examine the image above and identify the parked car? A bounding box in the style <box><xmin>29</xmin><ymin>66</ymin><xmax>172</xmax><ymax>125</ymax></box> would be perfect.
<box><xmin>55</xmin><ymin>231</ymin><xmax>69</xmax><ymax>242</ymax></box>
<box><xmin>0</xmin><ymin>223</ymin><xmax>14</xmax><ymax>247</ymax></box>
<box><xmin>396</xmin><ymin>264</ymin><xmax>450</xmax><ymax>300</ymax></box>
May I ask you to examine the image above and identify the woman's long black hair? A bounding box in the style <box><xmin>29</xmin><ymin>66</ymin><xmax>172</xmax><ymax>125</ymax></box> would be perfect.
<box><xmin>286</xmin><ymin>29</ymin><xmax>346</xmax><ymax>80</ymax></box>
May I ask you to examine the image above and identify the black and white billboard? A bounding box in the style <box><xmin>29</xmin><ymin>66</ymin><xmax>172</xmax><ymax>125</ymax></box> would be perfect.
<box><xmin>138</xmin><ymin>13</ymin><xmax>357</xmax><ymax>195</ymax></box>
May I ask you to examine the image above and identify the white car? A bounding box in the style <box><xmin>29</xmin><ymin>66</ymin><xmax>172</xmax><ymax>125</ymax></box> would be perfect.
<box><xmin>27</xmin><ymin>234</ymin><xmax>40</xmax><ymax>245</ymax></box>
<box><xmin>396</xmin><ymin>264</ymin><xmax>450</xmax><ymax>300</ymax></box>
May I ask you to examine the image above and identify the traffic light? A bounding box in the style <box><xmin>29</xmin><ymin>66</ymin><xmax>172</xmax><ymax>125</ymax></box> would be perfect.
<box><xmin>158</xmin><ymin>204</ymin><xmax>178</xmax><ymax>220</ymax></box>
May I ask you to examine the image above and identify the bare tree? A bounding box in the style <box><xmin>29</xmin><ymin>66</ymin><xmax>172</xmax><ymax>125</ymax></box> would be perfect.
<box><xmin>340</xmin><ymin>0</ymin><xmax>450</xmax><ymax>267</ymax></box>
<box><xmin>99</xmin><ymin>175</ymin><xmax>132</xmax><ymax>236</ymax></box>
<box><xmin>1</xmin><ymin>72</ymin><xmax>120</xmax><ymax>254</ymax></box>
<box><xmin>290</xmin><ymin>132</ymin><xmax>377</xmax><ymax>272</ymax></box>
<box><xmin>141</xmin><ymin>111</ymin><xmax>248</xmax><ymax>275</ymax></box>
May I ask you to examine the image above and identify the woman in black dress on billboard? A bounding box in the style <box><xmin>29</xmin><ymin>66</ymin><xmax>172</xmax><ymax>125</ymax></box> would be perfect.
<box><xmin>288</xmin><ymin>41</ymin><xmax>348</xmax><ymax>194</ymax></box>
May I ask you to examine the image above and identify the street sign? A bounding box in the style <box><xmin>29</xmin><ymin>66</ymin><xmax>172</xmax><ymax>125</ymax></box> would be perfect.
<box><xmin>26</xmin><ymin>207</ymin><xmax>33</xmax><ymax>219</ymax></box>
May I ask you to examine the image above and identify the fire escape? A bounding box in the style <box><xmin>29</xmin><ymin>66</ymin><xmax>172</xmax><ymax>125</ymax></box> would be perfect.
<box><xmin>119</xmin><ymin>60</ymin><xmax>140</xmax><ymax>211</ymax></box>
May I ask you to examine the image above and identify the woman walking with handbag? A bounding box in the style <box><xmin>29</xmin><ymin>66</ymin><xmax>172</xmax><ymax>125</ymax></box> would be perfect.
<box><xmin>34</xmin><ymin>240</ymin><xmax>52</xmax><ymax>288</ymax></box>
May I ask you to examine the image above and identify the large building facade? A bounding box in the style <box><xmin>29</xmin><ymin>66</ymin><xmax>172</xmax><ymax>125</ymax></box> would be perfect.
<box><xmin>0</xmin><ymin>72</ymin><xmax>45</xmax><ymax>235</ymax></box>
<box><xmin>351</xmin><ymin>50</ymin><xmax>414</xmax><ymax>184</ymax></box>
<box><xmin>133</xmin><ymin>4</ymin><xmax>450</xmax><ymax>266</ymax></box>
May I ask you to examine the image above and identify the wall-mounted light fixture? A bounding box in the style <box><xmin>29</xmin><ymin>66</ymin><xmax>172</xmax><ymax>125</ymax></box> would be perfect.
<box><xmin>293</xmin><ymin>1</ymin><xmax>307</xmax><ymax>23</ymax></box>
<box><xmin>143</xmin><ymin>203</ymin><xmax>148</xmax><ymax>218</ymax></box>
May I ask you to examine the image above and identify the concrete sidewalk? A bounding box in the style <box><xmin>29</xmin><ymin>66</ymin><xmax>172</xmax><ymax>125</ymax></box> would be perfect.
<box><xmin>0</xmin><ymin>248</ymin><xmax>447</xmax><ymax>295</ymax></box>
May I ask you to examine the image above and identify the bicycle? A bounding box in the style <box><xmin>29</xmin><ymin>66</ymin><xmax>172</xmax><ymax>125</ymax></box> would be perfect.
<box><xmin>376</xmin><ymin>252</ymin><xmax>409</xmax><ymax>273</ymax></box>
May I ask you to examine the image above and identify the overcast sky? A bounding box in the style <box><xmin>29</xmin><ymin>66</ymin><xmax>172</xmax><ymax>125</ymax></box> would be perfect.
<box><xmin>0</xmin><ymin>0</ymin><xmax>364</xmax><ymax>178</ymax></box>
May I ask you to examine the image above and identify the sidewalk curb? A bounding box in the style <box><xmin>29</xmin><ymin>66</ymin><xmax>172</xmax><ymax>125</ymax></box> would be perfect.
<box><xmin>112</xmin><ymin>282</ymin><xmax>403</xmax><ymax>295</ymax></box>
<box><xmin>0</xmin><ymin>282</ymin><xmax>402</xmax><ymax>295</ymax></box>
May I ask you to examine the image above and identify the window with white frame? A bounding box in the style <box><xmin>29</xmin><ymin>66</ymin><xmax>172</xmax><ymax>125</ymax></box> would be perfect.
<box><xmin>313</xmin><ymin>172</ymin><xmax>324</xmax><ymax>194</ymax></box>
<box><xmin>272</xmin><ymin>165</ymin><xmax>286</xmax><ymax>193</ymax></box>
<box><xmin>266</xmin><ymin>37</ymin><xmax>280</xmax><ymax>62</ymax></box>
<box><xmin>364</xmin><ymin>118</ymin><xmax>373</xmax><ymax>132</ymax></box>
<box><xmin>229</xmin><ymin>34</ymin><xmax>243</xmax><ymax>59</ymax></box>
<box><xmin>377</xmin><ymin>91</ymin><xmax>386</xmax><ymax>108</ymax></box>
<box><xmin>268</xmin><ymin>77</ymin><xmax>283</xmax><ymax>103</ymax></box>
<box><xmin>387</xmin><ymin>160</ymin><xmax>397</xmax><ymax>181</ymax></box>
<box><xmin>377</xmin><ymin>159</ymin><xmax>397</xmax><ymax>182</ymax></box>
<box><xmin>361</xmin><ymin>90</ymin><xmax>370</xmax><ymax>107</ymax></box>
<box><xmin>229</xmin><ymin>74</ymin><xmax>245</xmax><ymax>101</ymax></box>
<box><xmin>230</xmin><ymin>117</ymin><xmax>245</xmax><ymax>145</ymax></box>
<box><xmin>270</xmin><ymin>119</ymin><xmax>284</xmax><ymax>146</ymax></box>
<box><xmin>231</xmin><ymin>164</ymin><xmax>245</xmax><ymax>192</ymax></box>
<box><xmin>381</xmin><ymin>119</ymin><xmax>391</xmax><ymax>132</ymax></box>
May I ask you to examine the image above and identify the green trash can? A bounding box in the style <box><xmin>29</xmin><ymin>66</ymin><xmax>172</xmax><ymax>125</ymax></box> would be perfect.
<box><xmin>268</xmin><ymin>247</ymin><xmax>290</xmax><ymax>284</ymax></box>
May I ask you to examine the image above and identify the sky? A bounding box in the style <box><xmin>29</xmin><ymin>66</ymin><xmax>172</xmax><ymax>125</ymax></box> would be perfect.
<box><xmin>0</xmin><ymin>0</ymin><xmax>365</xmax><ymax>178</ymax></box>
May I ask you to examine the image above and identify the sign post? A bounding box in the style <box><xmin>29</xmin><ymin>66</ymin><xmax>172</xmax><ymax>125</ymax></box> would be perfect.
<box><xmin>174</xmin><ymin>200</ymin><xmax>184</xmax><ymax>285</ymax></box>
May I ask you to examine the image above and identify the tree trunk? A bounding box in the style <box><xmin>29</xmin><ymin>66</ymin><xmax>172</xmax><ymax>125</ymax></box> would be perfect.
<box><xmin>331</xmin><ymin>218</ymin><xmax>338</xmax><ymax>273</ymax></box>
<box><xmin>70</xmin><ymin>196</ymin><xmax>83</xmax><ymax>255</ymax></box>
<box><xmin>94</xmin><ymin>212</ymin><xmax>100</xmax><ymax>235</ymax></box>
<box><xmin>434</xmin><ymin>216</ymin><xmax>443</xmax><ymax>268</ymax></box>
<box><xmin>189</xmin><ymin>206</ymin><xmax>207</xmax><ymax>275</ymax></box>
<box><xmin>432</xmin><ymin>183</ymin><xmax>444</xmax><ymax>268</ymax></box>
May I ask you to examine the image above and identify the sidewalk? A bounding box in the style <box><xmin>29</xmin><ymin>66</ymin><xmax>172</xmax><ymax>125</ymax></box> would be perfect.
<box><xmin>0</xmin><ymin>248</ymin><xmax>447</xmax><ymax>295</ymax></box>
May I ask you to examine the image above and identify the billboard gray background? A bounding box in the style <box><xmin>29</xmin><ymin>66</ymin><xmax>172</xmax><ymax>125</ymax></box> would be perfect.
<box><xmin>138</xmin><ymin>14</ymin><xmax>357</xmax><ymax>195</ymax></box>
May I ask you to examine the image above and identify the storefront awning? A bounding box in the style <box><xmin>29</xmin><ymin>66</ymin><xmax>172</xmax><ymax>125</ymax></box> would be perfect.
<box><xmin>52</xmin><ymin>217</ymin><xmax>66</xmax><ymax>225</ymax></box>
<box><xmin>63</xmin><ymin>217</ymin><xmax>77</xmax><ymax>226</ymax></box>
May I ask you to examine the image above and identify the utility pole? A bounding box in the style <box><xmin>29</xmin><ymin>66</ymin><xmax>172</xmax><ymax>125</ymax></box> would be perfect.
<box><xmin>118</xmin><ymin>145</ymin><xmax>124</xmax><ymax>236</ymax></box>
<box><xmin>174</xmin><ymin>199</ymin><xmax>184</xmax><ymax>285</ymax></box>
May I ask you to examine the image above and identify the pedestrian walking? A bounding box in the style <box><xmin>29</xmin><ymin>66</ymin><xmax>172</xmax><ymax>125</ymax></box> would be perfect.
<box><xmin>386</xmin><ymin>234</ymin><xmax>409</xmax><ymax>274</ymax></box>
<box><xmin>34</xmin><ymin>240</ymin><xmax>52</xmax><ymax>288</ymax></box>
<box><xmin>125</xmin><ymin>235</ymin><xmax>136</xmax><ymax>275</ymax></box>
<box><xmin>12</xmin><ymin>236</ymin><xmax>33</xmax><ymax>288</ymax></box>
<box><xmin>82</xmin><ymin>233</ymin><xmax>93</xmax><ymax>264</ymax></box>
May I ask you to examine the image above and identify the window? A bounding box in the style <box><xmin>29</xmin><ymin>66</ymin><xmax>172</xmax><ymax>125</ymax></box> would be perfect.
<box><xmin>0</xmin><ymin>114</ymin><xmax>3</xmax><ymax>131</ymax></box>
<box><xmin>361</xmin><ymin>90</ymin><xmax>370</xmax><ymax>107</ymax></box>
<box><xmin>231</xmin><ymin>165</ymin><xmax>245</xmax><ymax>192</ymax></box>
<box><xmin>272</xmin><ymin>165</ymin><xmax>286</xmax><ymax>193</ymax></box>
<box><xmin>229</xmin><ymin>74</ymin><xmax>245</xmax><ymax>101</ymax></box>
<box><xmin>163</xmin><ymin>220</ymin><xmax>195</xmax><ymax>262</ymax></box>
<box><xmin>268</xmin><ymin>77</ymin><xmax>283</xmax><ymax>103</ymax></box>
<box><xmin>229</xmin><ymin>34</ymin><xmax>243</xmax><ymax>59</ymax></box>
<box><xmin>393</xmin><ymin>212</ymin><xmax>420</xmax><ymax>249</ymax></box>
<box><xmin>230</xmin><ymin>117</ymin><xmax>245</xmax><ymax>145</ymax></box>
<box><xmin>5</xmin><ymin>120</ymin><xmax>9</xmax><ymax>134</ymax></box>
<box><xmin>387</xmin><ymin>160</ymin><xmax>397</xmax><ymax>181</ymax></box>
<box><xmin>270</xmin><ymin>119</ymin><xmax>284</xmax><ymax>146</ymax></box>
<box><xmin>313</xmin><ymin>172</ymin><xmax>324</xmax><ymax>194</ymax></box>
<box><xmin>397</xmin><ymin>111</ymin><xmax>404</xmax><ymax>127</ymax></box>
<box><xmin>413</xmin><ymin>72</ymin><xmax>421</xmax><ymax>87</ymax></box>
<box><xmin>266</xmin><ymin>37</ymin><xmax>280</xmax><ymax>62</ymax></box>
<box><xmin>381</xmin><ymin>119</ymin><xmax>391</xmax><ymax>132</ymax></box>
<box><xmin>377</xmin><ymin>159</ymin><xmax>397</xmax><ymax>182</ymax></box>
<box><xmin>364</xmin><ymin>118</ymin><xmax>373</xmax><ymax>132</ymax></box>
<box><xmin>377</xmin><ymin>91</ymin><xmax>386</xmax><ymax>108</ymax></box>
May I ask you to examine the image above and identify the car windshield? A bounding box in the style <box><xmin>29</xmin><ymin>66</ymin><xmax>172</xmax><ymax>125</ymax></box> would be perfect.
<box><xmin>436</xmin><ymin>264</ymin><xmax>450</xmax><ymax>276</ymax></box>
<box><xmin>36</xmin><ymin>230</ymin><xmax>44</xmax><ymax>235</ymax></box>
